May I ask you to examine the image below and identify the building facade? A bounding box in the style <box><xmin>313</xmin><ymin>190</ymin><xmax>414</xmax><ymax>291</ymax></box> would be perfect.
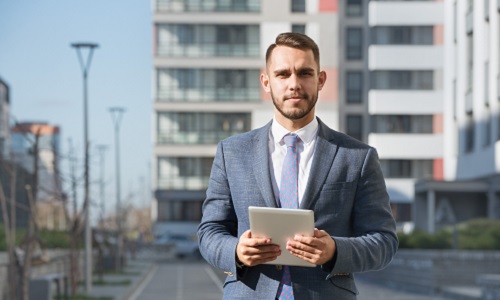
<box><xmin>0</xmin><ymin>77</ymin><xmax>10</xmax><ymax>159</ymax></box>
<box><xmin>338</xmin><ymin>0</ymin><xmax>445</xmax><ymax>225</ymax></box>
<box><xmin>152</xmin><ymin>0</ymin><xmax>339</xmax><ymax>238</ymax></box>
<box><xmin>415</xmin><ymin>0</ymin><xmax>500</xmax><ymax>232</ymax></box>
<box><xmin>10</xmin><ymin>122</ymin><xmax>65</xmax><ymax>229</ymax></box>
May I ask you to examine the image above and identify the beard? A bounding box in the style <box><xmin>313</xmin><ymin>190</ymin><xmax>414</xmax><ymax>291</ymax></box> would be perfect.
<box><xmin>271</xmin><ymin>89</ymin><xmax>318</xmax><ymax>121</ymax></box>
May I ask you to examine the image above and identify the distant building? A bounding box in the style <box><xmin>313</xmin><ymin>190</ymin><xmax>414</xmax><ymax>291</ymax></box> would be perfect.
<box><xmin>0</xmin><ymin>160</ymin><xmax>33</xmax><ymax>228</ymax></box>
<box><xmin>152</xmin><ymin>0</ymin><xmax>339</xmax><ymax>238</ymax></box>
<box><xmin>0</xmin><ymin>77</ymin><xmax>10</xmax><ymax>158</ymax></box>
<box><xmin>10</xmin><ymin>122</ymin><xmax>66</xmax><ymax>230</ymax></box>
<box><xmin>338</xmin><ymin>0</ymin><xmax>445</xmax><ymax>225</ymax></box>
<box><xmin>415</xmin><ymin>0</ymin><xmax>500</xmax><ymax>232</ymax></box>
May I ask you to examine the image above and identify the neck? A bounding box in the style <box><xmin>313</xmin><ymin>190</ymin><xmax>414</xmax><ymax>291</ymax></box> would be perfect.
<box><xmin>275</xmin><ymin>114</ymin><xmax>315</xmax><ymax>132</ymax></box>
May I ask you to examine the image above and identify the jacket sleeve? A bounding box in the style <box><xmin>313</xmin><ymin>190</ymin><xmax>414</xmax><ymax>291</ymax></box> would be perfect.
<box><xmin>197</xmin><ymin>141</ymin><xmax>240</xmax><ymax>276</ymax></box>
<box><xmin>329</xmin><ymin>147</ymin><xmax>398</xmax><ymax>278</ymax></box>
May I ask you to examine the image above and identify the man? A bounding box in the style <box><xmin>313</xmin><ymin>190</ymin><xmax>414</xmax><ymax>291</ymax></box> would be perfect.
<box><xmin>198</xmin><ymin>32</ymin><xmax>398</xmax><ymax>300</ymax></box>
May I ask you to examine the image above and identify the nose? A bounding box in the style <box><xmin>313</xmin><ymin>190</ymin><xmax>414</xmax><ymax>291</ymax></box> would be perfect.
<box><xmin>288</xmin><ymin>73</ymin><xmax>301</xmax><ymax>91</ymax></box>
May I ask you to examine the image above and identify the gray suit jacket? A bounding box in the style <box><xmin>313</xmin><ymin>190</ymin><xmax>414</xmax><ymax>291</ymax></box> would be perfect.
<box><xmin>198</xmin><ymin>119</ymin><xmax>398</xmax><ymax>300</ymax></box>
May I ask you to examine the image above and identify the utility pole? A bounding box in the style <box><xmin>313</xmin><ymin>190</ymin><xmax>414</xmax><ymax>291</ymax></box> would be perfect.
<box><xmin>71</xmin><ymin>42</ymin><xmax>99</xmax><ymax>293</ymax></box>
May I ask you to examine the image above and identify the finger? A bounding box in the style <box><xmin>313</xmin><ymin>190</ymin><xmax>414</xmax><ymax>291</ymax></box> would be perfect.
<box><xmin>286</xmin><ymin>240</ymin><xmax>320</xmax><ymax>255</ymax></box>
<box><xmin>293</xmin><ymin>234</ymin><xmax>320</xmax><ymax>247</ymax></box>
<box><xmin>240</xmin><ymin>244</ymin><xmax>280</xmax><ymax>256</ymax></box>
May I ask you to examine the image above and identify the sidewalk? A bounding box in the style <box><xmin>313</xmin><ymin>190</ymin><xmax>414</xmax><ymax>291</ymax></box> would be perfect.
<box><xmin>78</xmin><ymin>255</ymin><xmax>155</xmax><ymax>300</ymax></box>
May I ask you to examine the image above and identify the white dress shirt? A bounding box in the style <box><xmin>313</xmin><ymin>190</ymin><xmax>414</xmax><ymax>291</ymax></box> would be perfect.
<box><xmin>269</xmin><ymin>117</ymin><xmax>319</xmax><ymax>206</ymax></box>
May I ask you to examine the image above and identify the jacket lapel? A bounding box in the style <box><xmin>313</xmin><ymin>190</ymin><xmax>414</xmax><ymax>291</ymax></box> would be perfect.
<box><xmin>253</xmin><ymin>121</ymin><xmax>279</xmax><ymax>208</ymax></box>
<box><xmin>300</xmin><ymin>119</ymin><xmax>339</xmax><ymax>210</ymax></box>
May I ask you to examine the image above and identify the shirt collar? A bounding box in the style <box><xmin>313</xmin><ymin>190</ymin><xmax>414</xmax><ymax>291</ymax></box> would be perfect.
<box><xmin>271</xmin><ymin>117</ymin><xmax>319</xmax><ymax>145</ymax></box>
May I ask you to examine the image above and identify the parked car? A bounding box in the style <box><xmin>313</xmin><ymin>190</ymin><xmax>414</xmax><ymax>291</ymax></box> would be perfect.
<box><xmin>154</xmin><ymin>233</ymin><xmax>199</xmax><ymax>258</ymax></box>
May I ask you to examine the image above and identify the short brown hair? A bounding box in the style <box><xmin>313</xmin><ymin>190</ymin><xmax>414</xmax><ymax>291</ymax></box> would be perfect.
<box><xmin>265</xmin><ymin>32</ymin><xmax>320</xmax><ymax>68</ymax></box>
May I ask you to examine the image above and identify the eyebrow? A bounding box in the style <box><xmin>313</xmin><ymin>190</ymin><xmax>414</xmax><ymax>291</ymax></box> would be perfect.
<box><xmin>272</xmin><ymin>67</ymin><xmax>316</xmax><ymax>75</ymax></box>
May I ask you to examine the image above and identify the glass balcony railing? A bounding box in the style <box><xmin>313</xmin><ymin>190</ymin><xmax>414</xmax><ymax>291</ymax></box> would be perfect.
<box><xmin>156</xmin><ymin>0</ymin><xmax>260</xmax><ymax>12</ymax></box>
<box><xmin>157</xmin><ymin>43</ymin><xmax>260</xmax><ymax>58</ymax></box>
<box><xmin>157</xmin><ymin>177</ymin><xmax>210</xmax><ymax>190</ymax></box>
<box><xmin>157</xmin><ymin>87</ymin><xmax>260</xmax><ymax>103</ymax></box>
<box><xmin>157</xmin><ymin>130</ymin><xmax>247</xmax><ymax>145</ymax></box>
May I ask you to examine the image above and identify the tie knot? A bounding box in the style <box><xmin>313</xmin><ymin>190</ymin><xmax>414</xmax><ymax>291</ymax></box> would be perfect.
<box><xmin>283</xmin><ymin>133</ymin><xmax>299</xmax><ymax>148</ymax></box>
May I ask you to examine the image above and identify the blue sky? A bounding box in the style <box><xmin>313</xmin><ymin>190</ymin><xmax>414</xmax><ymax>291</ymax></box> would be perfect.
<box><xmin>0</xmin><ymin>1</ymin><xmax>153</xmax><ymax>217</ymax></box>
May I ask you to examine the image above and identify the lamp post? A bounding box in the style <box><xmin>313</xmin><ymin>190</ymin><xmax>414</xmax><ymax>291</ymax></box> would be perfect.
<box><xmin>71</xmin><ymin>42</ymin><xmax>98</xmax><ymax>293</ymax></box>
<box><xmin>109</xmin><ymin>107</ymin><xmax>125</xmax><ymax>271</ymax></box>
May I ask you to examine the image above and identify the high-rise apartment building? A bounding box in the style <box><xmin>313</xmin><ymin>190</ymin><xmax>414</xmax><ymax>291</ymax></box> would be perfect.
<box><xmin>414</xmin><ymin>0</ymin><xmax>500</xmax><ymax>233</ymax></box>
<box><xmin>338</xmin><ymin>0</ymin><xmax>445</xmax><ymax>225</ymax></box>
<box><xmin>152</xmin><ymin>0</ymin><xmax>339</xmax><ymax>238</ymax></box>
<box><xmin>0</xmin><ymin>77</ymin><xmax>10</xmax><ymax>158</ymax></box>
<box><xmin>11</xmin><ymin>122</ymin><xmax>61</xmax><ymax>200</ymax></box>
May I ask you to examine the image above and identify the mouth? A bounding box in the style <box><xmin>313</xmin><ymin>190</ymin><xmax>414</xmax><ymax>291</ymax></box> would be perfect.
<box><xmin>285</xmin><ymin>95</ymin><xmax>305</xmax><ymax>103</ymax></box>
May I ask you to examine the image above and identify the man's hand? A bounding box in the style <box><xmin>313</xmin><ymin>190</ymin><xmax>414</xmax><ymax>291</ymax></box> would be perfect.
<box><xmin>236</xmin><ymin>230</ymin><xmax>281</xmax><ymax>267</ymax></box>
<box><xmin>286</xmin><ymin>228</ymin><xmax>336</xmax><ymax>265</ymax></box>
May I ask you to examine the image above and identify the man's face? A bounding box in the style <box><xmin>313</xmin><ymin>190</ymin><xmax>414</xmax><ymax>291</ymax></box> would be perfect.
<box><xmin>261</xmin><ymin>46</ymin><xmax>326</xmax><ymax>126</ymax></box>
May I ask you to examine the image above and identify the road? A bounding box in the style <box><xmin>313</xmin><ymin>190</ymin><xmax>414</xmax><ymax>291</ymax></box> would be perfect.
<box><xmin>132</xmin><ymin>257</ymin><xmax>445</xmax><ymax>300</ymax></box>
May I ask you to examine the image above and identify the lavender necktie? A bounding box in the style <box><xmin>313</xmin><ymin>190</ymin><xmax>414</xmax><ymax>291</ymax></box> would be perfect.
<box><xmin>277</xmin><ymin>133</ymin><xmax>299</xmax><ymax>300</ymax></box>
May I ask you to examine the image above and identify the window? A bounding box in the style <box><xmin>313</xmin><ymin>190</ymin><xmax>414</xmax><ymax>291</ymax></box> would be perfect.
<box><xmin>465</xmin><ymin>112</ymin><xmax>474</xmax><ymax>153</ymax></box>
<box><xmin>380</xmin><ymin>160</ymin><xmax>433</xmax><ymax>178</ymax></box>
<box><xmin>157</xmin><ymin>68</ymin><xmax>260</xmax><ymax>102</ymax></box>
<box><xmin>157</xmin><ymin>112</ymin><xmax>251</xmax><ymax>144</ymax></box>
<box><xmin>157</xmin><ymin>156</ymin><xmax>214</xmax><ymax>190</ymax></box>
<box><xmin>346</xmin><ymin>72</ymin><xmax>363</xmax><ymax>103</ymax></box>
<box><xmin>484</xmin><ymin>112</ymin><xmax>492</xmax><ymax>147</ymax></box>
<box><xmin>346</xmin><ymin>115</ymin><xmax>363</xmax><ymax>141</ymax></box>
<box><xmin>291</xmin><ymin>24</ymin><xmax>306</xmax><ymax>35</ymax></box>
<box><xmin>371</xmin><ymin>26</ymin><xmax>433</xmax><ymax>45</ymax></box>
<box><xmin>371</xmin><ymin>115</ymin><xmax>433</xmax><ymax>134</ymax></box>
<box><xmin>291</xmin><ymin>0</ymin><xmax>305</xmax><ymax>12</ymax></box>
<box><xmin>371</xmin><ymin>71</ymin><xmax>434</xmax><ymax>90</ymax></box>
<box><xmin>346</xmin><ymin>28</ymin><xmax>363</xmax><ymax>60</ymax></box>
<box><xmin>346</xmin><ymin>0</ymin><xmax>362</xmax><ymax>17</ymax></box>
<box><xmin>467</xmin><ymin>33</ymin><xmax>474</xmax><ymax>91</ymax></box>
<box><xmin>157</xmin><ymin>24</ymin><xmax>259</xmax><ymax>57</ymax></box>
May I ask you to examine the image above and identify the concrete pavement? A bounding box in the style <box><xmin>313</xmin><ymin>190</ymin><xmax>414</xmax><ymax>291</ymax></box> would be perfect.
<box><xmin>80</xmin><ymin>250</ymin><xmax>451</xmax><ymax>300</ymax></box>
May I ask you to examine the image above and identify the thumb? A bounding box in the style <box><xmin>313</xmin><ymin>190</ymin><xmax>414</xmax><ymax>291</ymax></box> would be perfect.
<box><xmin>243</xmin><ymin>229</ymin><xmax>252</xmax><ymax>239</ymax></box>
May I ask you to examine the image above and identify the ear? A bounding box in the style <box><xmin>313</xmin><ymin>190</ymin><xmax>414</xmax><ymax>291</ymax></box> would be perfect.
<box><xmin>318</xmin><ymin>70</ymin><xmax>327</xmax><ymax>91</ymax></box>
<box><xmin>260</xmin><ymin>73</ymin><xmax>271</xmax><ymax>93</ymax></box>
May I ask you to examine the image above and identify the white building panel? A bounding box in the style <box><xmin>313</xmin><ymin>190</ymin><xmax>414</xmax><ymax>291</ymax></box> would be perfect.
<box><xmin>260</xmin><ymin>22</ymin><xmax>290</xmax><ymax>58</ymax></box>
<box><xmin>385</xmin><ymin>178</ymin><xmax>416</xmax><ymax>203</ymax></box>
<box><xmin>369</xmin><ymin>1</ymin><xmax>444</xmax><ymax>26</ymax></box>
<box><xmin>369</xmin><ymin>90</ymin><xmax>443</xmax><ymax>115</ymax></box>
<box><xmin>369</xmin><ymin>46</ymin><xmax>443</xmax><ymax>70</ymax></box>
<box><xmin>369</xmin><ymin>133</ymin><xmax>443</xmax><ymax>159</ymax></box>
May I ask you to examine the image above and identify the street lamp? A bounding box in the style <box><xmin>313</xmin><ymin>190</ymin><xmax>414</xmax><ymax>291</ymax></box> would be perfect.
<box><xmin>109</xmin><ymin>107</ymin><xmax>125</xmax><ymax>271</ymax></box>
<box><xmin>71</xmin><ymin>42</ymin><xmax>98</xmax><ymax>293</ymax></box>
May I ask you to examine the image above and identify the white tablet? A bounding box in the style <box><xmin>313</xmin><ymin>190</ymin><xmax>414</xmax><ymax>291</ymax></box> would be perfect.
<box><xmin>248</xmin><ymin>206</ymin><xmax>316</xmax><ymax>267</ymax></box>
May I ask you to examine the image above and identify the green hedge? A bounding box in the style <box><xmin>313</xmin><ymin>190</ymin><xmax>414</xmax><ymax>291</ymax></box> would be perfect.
<box><xmin>0</xmin><ymin>225</ymin><xmax>72</xmax><ymax>250</ymax></box>
<box><xmin>399</xmin><ymin>218</ymin><xmax>500</xmax><ymax>250</ymax></box>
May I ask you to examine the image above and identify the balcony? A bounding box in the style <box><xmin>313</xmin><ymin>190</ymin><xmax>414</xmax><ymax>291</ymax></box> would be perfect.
<box><xmin>157</xmin><ymin>43</ymin><xmax>260</xmax><ymax>58</ymax></box>
<box><xmin>156</xmin><ymin>0</ymin><xmax>260</xmax><ymax>13</ymax></box>
<box><xmin>158</xmin><ymin>177</ymin><xmax>209</xmax><ymax>190</ymax></box>
<box><xmin>369</xmin><ymin>90</ymin><xmax>443</xmax><ymax>114</ymax></box>
<box><xmin>369</xmin><ymin>1</ymin><xmax>443</xmax><ymax>26</ymax></box>
<box><xmin>368</xmin><ymin>133</ymin><xmax>443</xmax><ymax>159</ymax></box>
<box><xmin>157</xmin><ymin>87</ymin><xmax>260</xmax><ymax>103</ymax></box>
<box><xmin>369</xmin><ymin>45</ymin><xmax>443</xmax><ymax>70</ymax></box>
<box><xmin>157</xmin><ymin>130</ymin><xmax>246</xmax><ymax>145</ymax></box>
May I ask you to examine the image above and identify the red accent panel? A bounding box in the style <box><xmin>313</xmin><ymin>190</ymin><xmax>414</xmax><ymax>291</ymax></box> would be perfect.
<box><xmin>319</xmin><ymin>0</ymin><xmax>337</xmax><ymax>12</ymax></box>
<box><xmin>434</xmin><ymin>25</ymin><xmax>444</xmax><ymax>45</ymax></box>
<box><xmin>433</xmin><ymin>159</ymin><xmax>444</xmax><ymax>180</ymax></box>
<box><xmin>433</xmin><ymin>114</ymin><xmax>443</xmax><ymax>133</ymax></box>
